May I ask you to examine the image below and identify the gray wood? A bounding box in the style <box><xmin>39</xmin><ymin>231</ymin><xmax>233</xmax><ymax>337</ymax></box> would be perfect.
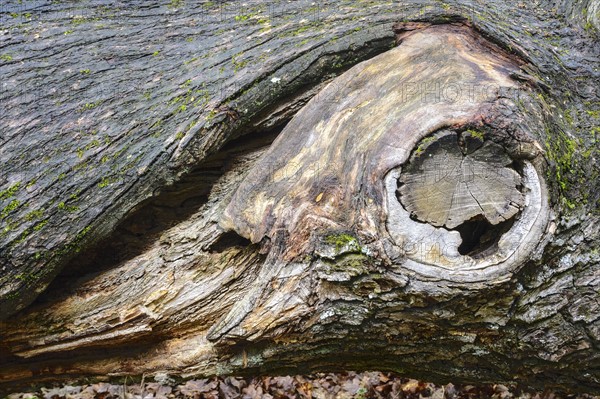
<box><xmin>398</xmin><ymin>130</ymin><xmax>524</xmax><ymax>229</ymax></box>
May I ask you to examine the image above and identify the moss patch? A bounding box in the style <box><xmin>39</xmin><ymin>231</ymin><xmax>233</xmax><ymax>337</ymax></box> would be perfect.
<box><xmin>324</xmin><ymin>233</ymin><xmax>361</xmax><ymax>253</ymax></box>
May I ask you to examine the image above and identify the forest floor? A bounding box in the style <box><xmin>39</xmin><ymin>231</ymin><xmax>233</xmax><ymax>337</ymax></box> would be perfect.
<box><xmin>4</xmin><ymin>372</ymin><xmax>599</xmax><ymax>399</ymax></box>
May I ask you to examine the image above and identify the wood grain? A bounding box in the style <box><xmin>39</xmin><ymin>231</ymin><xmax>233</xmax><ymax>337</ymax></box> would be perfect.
<box><xmin>398</xmin><ymin>130</ymin><xmax>524</xmax><ymax>229</ymax></box>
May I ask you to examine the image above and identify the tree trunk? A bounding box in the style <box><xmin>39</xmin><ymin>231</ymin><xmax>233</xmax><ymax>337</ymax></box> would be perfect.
<box><xmin>1</xmin><ymin>0</ymin><xmax>599</xmax><ymax>394</ymax></box>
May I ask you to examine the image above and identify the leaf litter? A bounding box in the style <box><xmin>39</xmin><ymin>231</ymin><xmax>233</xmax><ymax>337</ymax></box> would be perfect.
<box><xmin>5</xmin><ymin>372</ymin><xmax>600</xmax><ymax>399</ymax></box>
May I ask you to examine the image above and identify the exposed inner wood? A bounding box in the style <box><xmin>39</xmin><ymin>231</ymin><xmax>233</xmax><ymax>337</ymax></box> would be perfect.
<box><xmin>219</xmin><ymin>25</ymin><xmax>521</xmax><ymax>255</ymax></box>
<box><xmin>397</xmin><ymin>130</ymin><xmax>524</xmax><ymax>230</ymax></box>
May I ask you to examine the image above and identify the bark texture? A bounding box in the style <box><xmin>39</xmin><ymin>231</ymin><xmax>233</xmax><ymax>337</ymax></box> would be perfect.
<box><xmin>1</xmin><ymin>0</ymin><xmax>600</xmax><ymax>395</ymax></box>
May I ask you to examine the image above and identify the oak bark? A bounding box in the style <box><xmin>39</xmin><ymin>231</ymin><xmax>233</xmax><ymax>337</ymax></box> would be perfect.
<box><xmin>1</xmin><ymin>0</ymin><xmax>600</xmax><ymax>394</ymax></box>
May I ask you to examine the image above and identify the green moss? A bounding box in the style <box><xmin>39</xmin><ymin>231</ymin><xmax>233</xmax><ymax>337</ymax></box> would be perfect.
<box><xmin>0</xmin><ymin>219</ymin><xmax>18</xmax><ymax>238</ymax></box>
<box><xmin>235</xmin><ymin>14</ymin><xmax>252</xmax><ymax>22</ymax></box>
<box><xmin>168</xmin><ymin>0</ymin><xmax>184</xmax><ymax>8</ymax></box>
<box><xmin>584</xmin><ymin>20</ymin><xmax>594</xmax><ymax>32</ymax></box>
<box><xmin>586</xmin><ymin>110</ymin><xmax>600</xmax><ymax>119</ymax></box>
<box><xmin>14</xmin><ymin>272</ymin><xmax>36</xmax><ymax>282</ymax></box>
<box><xmin>80</xmin><ymin>69</ymin><xmax>91</xmax><ymax>74</ymax></box>
<box><xmin>25</xmin><ymin>209</ymin><xmax>44</xmax><ymax>221</ymax></box>
<box><xmin>170</xmin><ymin>87</ymin><xmax>204</xmax><ymax>114</ymax></box>
<box><xmin>71</xmin><ymin>15</ymin><xmax>96</xmax><ymax>26</ymax></box>
<box><xmin>465</xmin><ymin>129</ymin><xmax>484</xmax><ymax>140</ymax></box>
<box><xmin>79</xmin><ymin>101</ymin><xmax>100</xmax><ymax>112</ymax></box>
<box><xmin>321</xmin><ymin>254</ymin><xmax>371</xmax><ymax>280</ymax></box>
<box><xmin>232</xmin><ymin>52</ymin><xmax>249</xmax><ymax>72</ymax></box>
<box><xmin>88</xmin><ymin>140</ymin><xmax>100</xmax><ymax>150</ymax></box>
<box><xmin>548</xmin><ymin>135</ymin><xmax>577</xmax><ymax>189</ymax></box>
<box><xmin>414</xmin><ymin>136</ymin><xmax>437</xmax><ymax>156</ymax></box>
<box><xmin>26</xmin><ymin>179</ymin><xmax>37</xmax><ymax>189</ymax></box>
<box><xmin>544</xmin><ymin>126</ymin><xmax>580</xmax><ymax>208</ymax></box>
<box><xmin>34</xmin><ymin>220</ymin><xmax>48</xmax><ymax>231</ymax></box>
<box><xmin>324</xmin><ymin>233</ymin><xmax>360</xmax><ymax>252</ymax></box>
<box><xmin>205</xmin><ymin>109</ymin><xmax>218</xmax><ymax>122</ymax></box>
<box><xmin>98</xmin><ymin>175</ymin><xmax>120</xmax><ymax>188</ymax></box>
<box><xmin>179</xmin><ymin>120</ymin><xmax>198</xmax><ymax>138</ymax></box>
<box><xmin>1</xmin><ymin>199</ymin><xmax>20</xmax><ymax>219</ymax></box>
<box><xmin>0</xmin><ymin>54</ymin><xmax>13</xmax><ymax>62</ymax></box>
<box><xmin>76</xmin><ymin>226</ymin><xmax>91</xmax><ymax>240</ymax></box>
<box><xmin>582</xmin><ymin>126</ymin><xmax>600</xmax><ymax>160</ymax></box>
<box><xmin>14</xmin><ymin>227</ymin><xmax>32</xmax><ymax>244</ymax></box>
<box><xmin>562</xmin><ymin>198</ymin><xmax>576</xmax><ymax>210</ymax></box>
<box><xmin>564</xmin><ymin>108</ymin><xmax>574</xmax><ymax>125</ymax></box>
<box><xmin>72</xmin><ymin>160</ymin><xmax>89</xmax><ymax>172</ymax></box>
<box><xmin>533</xmin><ymin>91</ymin><xmax>589</xmax><ymax>211</ymax></box>
<box><xmin>57</xmin><ymin>201</ymin><xmax>79</xmax><ymax>212</ymax></box>
<box><xmin>0</xmin><ymin>183</ymin><xmax>20</xmax><ymax>200</ymax></box>
<box><xmin>112</xmin><ymin>144</ymin><xmax>129</xmax><ymax>160</ymax></box>
<box><xmin>341</xmin><ymin>255</ymin><xmax>368</xmax><ymax>273</ymax></box>
<box><xmin>279</xmin><ymin>23</ymin><xmax>315</xmax><ymax>38</ymax></box>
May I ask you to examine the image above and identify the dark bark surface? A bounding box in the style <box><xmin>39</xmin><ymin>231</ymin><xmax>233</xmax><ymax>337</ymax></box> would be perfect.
<box><xmin>1</xmin><ymin>0</ymin><xmax>600</xmax><ymax>395</ymax></box>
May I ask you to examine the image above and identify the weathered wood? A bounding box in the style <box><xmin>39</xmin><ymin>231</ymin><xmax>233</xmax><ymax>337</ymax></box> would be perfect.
<box><xmin>0</xmin><ymin>0</ymin><xmax>397</xmax><ymax>317</ymax></box>
<box><xmin>0</xmin><ymin>0</ymin><xmax>600</xmax><ymax>395</ymax></box>
<box><xmin>398</xmin><ymin>130</ymin><xmax>524</xmax><ymax>229</ymax></box>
